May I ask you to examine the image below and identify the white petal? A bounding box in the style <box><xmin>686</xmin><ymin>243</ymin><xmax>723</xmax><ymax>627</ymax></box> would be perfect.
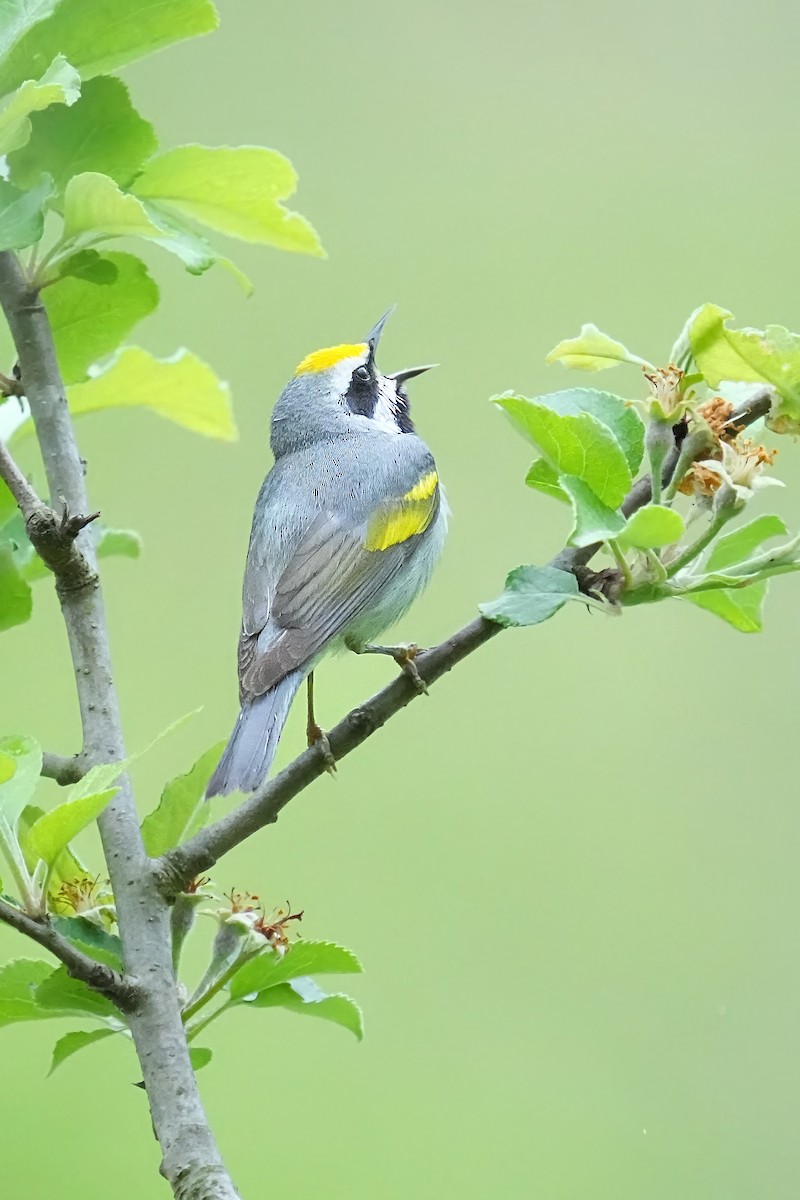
<box><xmin>753</xmin><ymin>476</ymin><xmax>785</xmax><ymax>490</ymax></box>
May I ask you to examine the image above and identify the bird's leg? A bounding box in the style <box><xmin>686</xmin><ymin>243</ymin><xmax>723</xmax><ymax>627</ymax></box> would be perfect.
<box><xmin>345</xmin><ymin>638</ymin><xmax>428</xmax><ymax>695</ymax></box>
<box><xmin>306</xmin><ymin>671</ymin><xmax>336</xmax><ymax>775</ymax></box>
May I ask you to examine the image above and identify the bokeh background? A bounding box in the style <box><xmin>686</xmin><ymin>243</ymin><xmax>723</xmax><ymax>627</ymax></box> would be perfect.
<box><xmin>3</xmin><ymin>1</ymin><xmax>800</xmax><ymax>1196</ymax></box>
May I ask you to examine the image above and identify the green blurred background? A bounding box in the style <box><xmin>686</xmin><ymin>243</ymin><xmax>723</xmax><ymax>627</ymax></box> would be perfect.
<box><xmin>4</xmin><ymin>0</ymin><xmax>800</xmax><ymax>1195</ymax></box>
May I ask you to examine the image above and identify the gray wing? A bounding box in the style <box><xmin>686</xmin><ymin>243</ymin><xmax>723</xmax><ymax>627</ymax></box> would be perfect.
<box><xmin>238</xmin><ymin>510</ymin><xmax>421</xmax><ymax>702</ymax></box>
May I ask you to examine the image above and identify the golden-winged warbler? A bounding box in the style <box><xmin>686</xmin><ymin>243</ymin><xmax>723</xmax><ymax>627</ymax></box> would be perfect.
<box><xmin>207</xmin><ymin>310</ymin><xmax>446</xmax><ymax>797</ymax></box>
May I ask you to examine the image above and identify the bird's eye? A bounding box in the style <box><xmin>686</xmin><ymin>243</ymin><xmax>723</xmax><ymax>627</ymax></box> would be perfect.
<box><xmin>354</xmin><ymin>365</ymin><xmax>370</xmax><ymax>382</ymax></box>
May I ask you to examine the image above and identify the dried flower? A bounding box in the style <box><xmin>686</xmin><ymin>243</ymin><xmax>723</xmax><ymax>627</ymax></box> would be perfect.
<box><xmin>252</xmin><ymin>905</ymin><xmax>303</xmax><ymax>956</ymax></box>
<box><xmin>677</xmin><ymin>462</ymin><xmax>725</xmax><ymax>498</ymax></box>
<box><xmin>206</xmin><ymin>889</ymin><xmax>303</xmax><ymax>957</ymax></box>
<box><xmin>183</xmin><ymin>875</ymin><xmax>212</xmax><ymax>895</ymax></box>
<box><xmin>697</xmin><ymin>395</ymin><xmax>736</xmax><ymax>440</ymax></box>
<box><xmin>695</xmin><ymin>437</ymin><xmax>781</xmax><ymax>505</ymax></box>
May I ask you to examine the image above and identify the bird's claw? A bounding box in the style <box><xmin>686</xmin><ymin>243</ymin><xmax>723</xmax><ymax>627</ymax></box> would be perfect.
<box><xmin>392</xmin><ymin>644</ymin><xmax>428</xmax><ymax>695</ymax></box>
<box><xmin>307</xmin><ymin>723</ymin><xmax>337</xmax><ymax>776</ymax></box>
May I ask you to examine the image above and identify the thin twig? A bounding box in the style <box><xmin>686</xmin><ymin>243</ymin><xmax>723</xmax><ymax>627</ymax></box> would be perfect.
<box><xmin>156</xmin><ymin>389</ymin><xmax>774</xmax><ymax>895</ymax></box>
<box><xmin>41</xmin><ymin>752</ymin><xmax>85</xmax><ymax>786</ymax></box>
<box><xmin>0</xmin><ymin>436</ymin><xmax>98</xmax><ymax>586</ymax></box>
<box><xmin>0</xmin><ymin>896</ymin><xmax>133</xmax><ymax>1004</ymax></box>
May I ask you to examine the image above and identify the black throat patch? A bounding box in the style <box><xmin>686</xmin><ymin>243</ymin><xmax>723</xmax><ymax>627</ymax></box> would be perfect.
<box><xmin>343</xmin><ymin>369</ymin><xmax>415</xmax><ymax>433</ymax></box>
<box><xmin>344</xmin><ymin>368</ymin><xmax>378</xmax><ymax>418</ymax></box>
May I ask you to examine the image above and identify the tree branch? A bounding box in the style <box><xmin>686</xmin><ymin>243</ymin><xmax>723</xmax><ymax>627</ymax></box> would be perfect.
<box><xmin>156</xmin><ymin>388</ymin><xmax>774</xmax><ymax>896</ymax></box>
<box><xmin>0</xmin><ymin>251</ymin><xmax>240</xmax><ymax>1200</ymax></box>
<box><xmin>40</xmin><ymin>751</ymin><xmax>85</xmax><ymax>786</ymax></box>
<box><xmin>0</xmin><ymin>896</ymin><xmax>133</xmax><ymax>1004</ymax></box>
<box><xmin>0</xmin><ymin>437</ymin><xmax>98</xmax><ymax>586</ymax></box>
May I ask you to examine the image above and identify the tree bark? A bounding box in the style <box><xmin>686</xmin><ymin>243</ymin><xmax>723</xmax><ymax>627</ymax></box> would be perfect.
<box><xmin>0</xmin><ymin>251</ymin><xmax>240</xmax><ymax>1200</ymax></box>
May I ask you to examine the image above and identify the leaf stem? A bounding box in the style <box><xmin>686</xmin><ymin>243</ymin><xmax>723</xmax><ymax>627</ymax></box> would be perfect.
<box><xmin>185</xmin><ymin>1000</ymin><xmax>233</xmax><ymax>1043</ymax></box>
<box><xmin>182</xmin><ymin>950</ymin><xmax>259</xmax><ymax>1024</ymax></box>
<box><xmin>0</xmin><ymin>822</ymin><xmax>38</xmax><ymax>914</ymax></box>
<box><xmin>666</xmin><ymin>509</ymin><xmax>733</xmax><ymax>577</ymax></box>
<box><xmin>607</xmin><ymin>538</ymin><xmax>633</xmax><ymax>588</ymax></box>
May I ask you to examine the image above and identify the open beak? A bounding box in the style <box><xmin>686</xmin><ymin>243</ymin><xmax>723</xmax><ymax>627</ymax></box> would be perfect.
<box><xmin>388</xmin><ymin>364</ymin><xmax>437</xmax><ymax>386</ymax></box>
<box><xmin>365</xmin><ymin>305</ymin><xmax>396</xmax><ymax>365</ymax></box>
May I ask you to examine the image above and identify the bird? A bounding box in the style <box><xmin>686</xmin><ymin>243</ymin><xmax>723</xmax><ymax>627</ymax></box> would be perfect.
<box><xmin>206</xmin><ymin>309</ymin><xmax>447</xmax><ymax>798</ymax></box>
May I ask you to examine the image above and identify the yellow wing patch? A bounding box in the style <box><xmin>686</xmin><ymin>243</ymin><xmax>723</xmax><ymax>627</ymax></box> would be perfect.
<box><xmin>403</xmin><ymin>470</ymin><xmax>438</xmax><ymax>503</ymax></box>
<box><xmin>295</xmin><ymin>343</ymin><xmax>367</xmax><ymax>375</ymax></box>
<box><xmin>365</xmin><ymin>471</ymin><xmax>439</xmax><ymax>551</ymax></box>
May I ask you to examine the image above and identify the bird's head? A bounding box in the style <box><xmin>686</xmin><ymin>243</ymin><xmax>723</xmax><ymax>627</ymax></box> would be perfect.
<box><xmin>271</xmin><ymin>309</ymin><xmax>435</xmax><ymax>455</ymax></box>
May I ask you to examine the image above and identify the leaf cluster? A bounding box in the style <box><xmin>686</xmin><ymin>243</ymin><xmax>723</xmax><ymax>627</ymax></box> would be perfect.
<box><xmin>0</xmin><ymin>727</ymin><xmax>363</xmax><ymax>1076</ymax></box>
<box><xmin>483</xmin><ymin>307</ymin><xmax>800</xmax><ymax>634</ymax></box>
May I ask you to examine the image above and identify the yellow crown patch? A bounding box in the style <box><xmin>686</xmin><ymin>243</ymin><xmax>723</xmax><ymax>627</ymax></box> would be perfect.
<box><xmin>295</xmin><ymin>343</ymin><xmax>367</xmax><ymax>375</ymax></box>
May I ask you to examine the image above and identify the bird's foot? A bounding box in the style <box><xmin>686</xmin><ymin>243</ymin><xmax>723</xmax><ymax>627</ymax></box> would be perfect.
<box><xmin>348</xmin><ymin>640</ymin><xmax>429</xmax><ymax>695</ymax></box>
<box><xmin>307</xmin><ymin>721</ymin><xmax>337</xmax><ymax>776</ymax></box>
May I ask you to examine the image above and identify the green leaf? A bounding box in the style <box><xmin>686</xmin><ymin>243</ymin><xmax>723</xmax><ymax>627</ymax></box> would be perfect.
<box><xmin>494</xmin><ymin>393</ymin><xmax>633</xmax><ymax>506</ymax></box>
<box><xmin>35</xmin><ymin>966</ymin><xmax>118</xmax><ymax>1019</ymax></box>
<box><xmin>18</xmin><ymin>803</ymin><xmax>89</xmax><ymax>900</ymax></box>
<box><xmin>48</xmin><ymin>1027</ymin><xmax>116</xmax><ymax>1074</ymax></box>
<box><xmin>0</xmin><ymin>540</ymin><xmax>32</xmax><ymax>628</ymax></box>
<box><xmin>0</xmin><ymin>173</ymin><xmax>55</xmax><ymax>251</ymax></box>
<box><xmin>621</xmin><ymin>505</ymin><xmax>686</xmax><ymax>550</ymax></box>
<box><xmin>560</xmin><ymin>475</ymin><xmax>626</xmax><ymax>547</ymax></box>
<box><xmin>524</xmin><ymin>458</ymin><xmax>568</xmax><ymax>503</ymax></box>
<box><xmin>0</xmin><ymin>958</ymin><xmax>56</xmax><ymax>1026</ymax></box>
<box><xmin>538</xmin><ymin>387</ymin><xmax>645</xmax><ymax>474</ymax></box>
<box><xmin>61</xmin><ymin>170</ymin><xmax>167</xmax><ymax>242</ymax></box>
<box><xmin>50</xmin><ymin>917</ymin><xmax>123</xmax><ymax>970</ymax></box>
<box><xmin>0</xmin><ymin>735</ymin><xmax>41</xmax><ymax>826</ymax></box>
<box><xmin>705</xmin><ymin>514</ymin><xmax>788</xmax><ymax>572</ymax></box>
<box><xmin>26</xmin><ymin>788</ymin><xmax>117</xmax><ymax>867</ymax></box>
<box><xmin>57</xmin><ymin>171</ymin><xmax>219</xmax><ymax>275</ymax></box>
<box><xmin>0</xmin><ymin>0</ymin><xmax>59</xmax><ymax>63</ymax></box>
<box><xmin>229</xmin><ymin>940</ymin><xmax>363</xmax><ymax>1002</ymax></box>
<box><xmin>683</xmin><ymin>581</ymin><xmax>767</xmax><ymax>633</ymax></box>
<box><xmin>246</xmin><ymin>980</ymin><xmax>363</xmax><ymax>1041</ymax></box>
<box><xmin>479</xmin><ymin>564</ymin><xmax>581</xmax><ymax>628</ymax></box>
<box><xmin>9</xmin><ymin>75</ymin><xmax>158</xmax><ymax>201</ymax></box>
<box><xmin>67</xmin><ymin>346</ymin><xmax>236</xmax><ymax>441</ymax></box>
<box><xmin>61</xmin><ymin>708</ymin><xmax>199</xmax><ymax>808</ymax></box>
<box><xmin>0</xmin><ymin>56</ymin><xmax>79</xmax><ymax>155</ymax></box>
<box><xmin>0</xmin><ymin>478</ymin><xmax>16</xmax><ymax>527</ymax></box>
<box><xmin>689</xmin><ymin>305</ymin><xmax>800</xmax><ymax>434</ymax></box>
<box><xmin>546</xmin><ymin>323</ymin><xmax>652</xmax><ymax>373</ymax></box>
<box><xmin>0</xmin><ymin>0</ymin><xmax>218</xmax><ymax>94</ymax></box>
<box><xmin>0</xmin><ymin>752</ymin><xmax>15</xmax><ymax>785</ymax></box>
<box><xmin>689</xmin><ymin>304</ymin><xmax>765</xmax><ymax>387</ymax></box>
<box><xmin>96</xmin><ymin>526</ymin><xmax>142</xmax><ymax>561</ymax></box>
<box><xmin>141</xmin><ymin>742</ymin><xmax>225</xmax><ymax>857</ymax></box>
<box><xmin>190</xmin><ymin>1045</ymin><xmax>212</xmax><ymax>1071</ymax></box>
<box><xmin>132</xmin><ymin>144</ymin><xmax>325</xmax><ymax>257</ymax></box>
<box><xmin>44</xmin><ymin>251</ymin><xmax>159</xmax><ymax>384</ymax></box>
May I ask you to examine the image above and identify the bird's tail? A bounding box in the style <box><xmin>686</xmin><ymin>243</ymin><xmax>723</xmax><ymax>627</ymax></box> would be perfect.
<box><xmin>206</xmin><ymin>670</ymin><xmax>304</xmax><ymax>798</ymax></box>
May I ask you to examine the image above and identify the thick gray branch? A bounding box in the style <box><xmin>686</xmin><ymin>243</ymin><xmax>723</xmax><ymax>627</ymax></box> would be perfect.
<box><xmin>157</xmin><ymin>390</ymin><xmax>774</xmax><ymax>895</ymax></box>
<box><xmin>0</xmin><ymin>252</ymin><xmax>239</xmax><ymax>1200</ymax></box>
<box><xmin>0</xmin><ymin>896</ymin><xmax>133</xmax><ymax>1003</ymax></box>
